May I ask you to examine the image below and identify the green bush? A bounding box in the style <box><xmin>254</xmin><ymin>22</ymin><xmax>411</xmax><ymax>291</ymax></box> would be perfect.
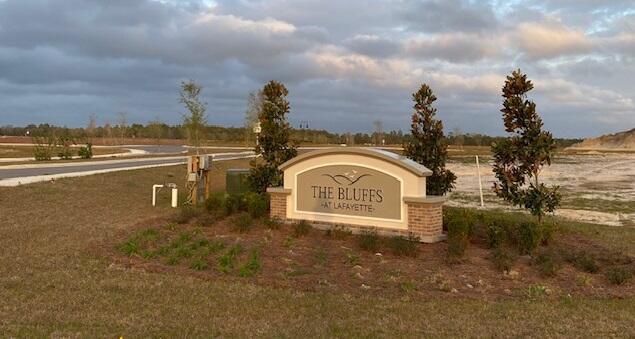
<box><xmin>78</xmin><ymin>143</ymin><xmax>93</xmax><ymax>159</ymax></box>
<box><xmin>485</xmin><ymin>218</ymin><xmax>506</xmax><ymax>249</ymax></box>
<box><xmin>33</xmin><ymin>136</ymin><xmax>56</xmax><ymax>161</ymax></box>
<box><xmin>533</xmin><ymin>248</ymin><xmax>562</xmax><ymax>277</ymax></box>
<box><xmin>245</xmin><ymin>192</ymin><xmax>269</xmax><ymax>218</ymax></box>
<box><xmin>605</xmin><ymin>266</ymin><xmax>632</xmax><ymax>285</ymax></box>
<box><xmin>232</xmin><ymin>213</ymin><xmax>253</xmax><ymax>233</ymax></box>
<box><xmin>263</xmin><ymin>216</ymin><xmax>282</xmax><ymax>230</ymax></box>
<box><xmin>358</xmin><ymin>231</ymin><xmax>380</xmax><ymax>253</ymax></box>
<box><xmin>218</xmin><ymin>244</ymin><xmax>242</xmax><ymax>273</ymax></box>
<box><xmin>225</xmin><ymin>194</ymin><xmax>243</xmax><ymax>215</ymax></box>
<box><xmin>238</xmin><ymin>249</ymin><xmax>262</xmax><ymax>277</ymax></box>
<box><xmin>388</xmin><ymin>235</ymin><xmax>419</xmax><ymax>257</ymax></box>
<box><xmin>564</xmin><ymin>251</ymin><xmax>600</xmax><ymax>273</ymax></box>
<box><xmin>517</xmin><ymin>221</ymin><xmax>542</xmax><ymax>254</ymax></box>
<box><xmin>205</xmin><ymin>191</ymin><xmax>228</xmax><ymax>213</ymax></box>
<box><xmin>190</xmin><ymin>258</ymin><xmax>208</xmax><ymax>271</ymax></box>
<box><xmin>446</xmin><ymin>218</ymin><xmax>469</xmax><ymax>261</ymax></box>
<box><xmin>491</xmin><ymin>246</ymin><xmax>517</xmax><ymax>271</ymax></box>
<box><xmin>292</xmin><ymin>220</ymin><xmax>311</xmax><ymax>238</ymax></box>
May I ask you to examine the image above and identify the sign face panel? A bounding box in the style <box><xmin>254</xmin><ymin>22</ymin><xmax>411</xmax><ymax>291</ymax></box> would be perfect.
<box><xmin>296</xmin><ymin>165</ymin><xmax>401</xmax><ymax>220</ymax></box>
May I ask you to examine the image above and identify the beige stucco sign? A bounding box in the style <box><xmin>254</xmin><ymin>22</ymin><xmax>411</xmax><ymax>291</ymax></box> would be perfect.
<box><xmin>267</xmin><ymin>148</ymin><xmax>447</xmax><ymax>243</ymax></box>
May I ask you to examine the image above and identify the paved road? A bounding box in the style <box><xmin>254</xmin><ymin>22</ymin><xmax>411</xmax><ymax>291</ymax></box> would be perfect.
<box><xmin>0</xmin><ymin>152</ymin><xmax>255</xmax><ymax>186</ymax></box>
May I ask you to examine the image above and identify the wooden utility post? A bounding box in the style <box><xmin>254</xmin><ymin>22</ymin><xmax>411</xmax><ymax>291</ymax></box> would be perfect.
<box><xmin>187</xmin><ymin>155</ymin><xmax>212</xmax><ymax>205</ymax></box>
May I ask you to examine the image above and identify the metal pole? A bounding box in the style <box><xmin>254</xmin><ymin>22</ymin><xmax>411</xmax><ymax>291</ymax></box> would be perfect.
<box><xmin>476</xmin><ymin>155</ymin><xmax>484</xmax><ymax>207</ymax></box>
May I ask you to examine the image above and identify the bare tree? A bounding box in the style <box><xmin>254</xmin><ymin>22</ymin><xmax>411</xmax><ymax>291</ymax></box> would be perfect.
<box><xmin>452</xmin><ymin>127</ymin><xmax>464</xmax><ymax>149</ymax></box>
<box><xmin>86</xmin><ymin>113</ymin><xmax>97</xmax><ymax>139</ymax></box>
<box><xmin>373</xmin><ymin>119</ymin><xmax>384</xmax><ymax>145</ymax></box>
<box><xmin>117</xmin><ymin>112</ymin><xmax>128</xmax><ymax>145</ymax></box>
<box><xmin>180</xmin><ymin>80</ymin><xmax>207</xmax><ymax>153</ymax></box>
<box><xmin>244</xmin><ymin>91</ymin><xmax>262</xmax><ymax>147</ymax></box>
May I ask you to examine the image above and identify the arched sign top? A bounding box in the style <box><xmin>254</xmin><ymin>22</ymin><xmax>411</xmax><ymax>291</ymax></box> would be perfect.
<box><xmin>279</xmin><ymin>147</ymin><xmax>432</xmax><ymax>177</ymax></box>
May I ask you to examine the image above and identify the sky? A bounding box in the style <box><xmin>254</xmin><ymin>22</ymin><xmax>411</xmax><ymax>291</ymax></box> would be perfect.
<box><xmin>0</xmin><ymin>0</ymin><xmax>633</xmax><ymax>138</ymax></box>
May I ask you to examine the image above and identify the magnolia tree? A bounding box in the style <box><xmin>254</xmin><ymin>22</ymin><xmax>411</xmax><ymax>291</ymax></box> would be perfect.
<box><xmin>249</xmin><ymin>80</ymin><xmax>297</xmax><ymax>193</ymax></box>
<box><xmin>492</xmin><ymin>70</ymin><xmax>560</xmax><ymax>223</ymax></box>
<box><xmin>404</xmin><ymin>84</ymin><xmax>456</xmax><ymax>196</ymax></box>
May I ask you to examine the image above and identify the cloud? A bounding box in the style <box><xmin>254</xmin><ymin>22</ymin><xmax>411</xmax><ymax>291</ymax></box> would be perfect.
<box><xmin>398</xmin><ymin>0</ymin><xmax>498</xmax><ymax>33</ymax></box>
<box><xmin>513</xmin><ymin>22</ymin><xmax>593</xmax><ymax>59</ymax></box>
<box><xmin>0</xmin><ymin>0</ymin><xmax>632</xmax><ymax>138</ymax></box>
<box><xmin>404</xmin><ymin>33</ymin><xmax>501</xmax><ymax>62</ymax></box>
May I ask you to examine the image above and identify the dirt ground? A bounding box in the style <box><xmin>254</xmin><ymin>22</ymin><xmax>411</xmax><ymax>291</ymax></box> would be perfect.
<box><xmin>108</xmin><ymin>213</ymin><xmax>634</xmax><ymax>301</ymax></box>
<box><xmin>447</xmin><ymin>152</ymin><xmax>635</xmax><ymax>227</ymax></box>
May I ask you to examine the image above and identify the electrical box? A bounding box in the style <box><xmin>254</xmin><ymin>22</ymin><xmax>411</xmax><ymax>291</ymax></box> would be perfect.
<box><xmin>226</xmin><ymin>169</ymin><xmax>250</xmax><ymax>195</ymax></box>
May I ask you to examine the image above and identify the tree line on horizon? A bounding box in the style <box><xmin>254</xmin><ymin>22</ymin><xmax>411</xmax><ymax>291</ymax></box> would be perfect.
<box><xmin>0</xmin><ymin>122</ymin><xmax>582</xmax><ymax>148</ymax></box>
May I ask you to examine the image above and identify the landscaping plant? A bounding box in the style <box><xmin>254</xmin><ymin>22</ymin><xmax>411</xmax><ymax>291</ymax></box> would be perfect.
<box><xmin>492</xmin><ymin>69</ymin><xmax>561</xmax><ymax>224</ymax></box>
<box><xmin>403</xmin><ymin>83</ymin><xmax>456</xmax><ymax>196</ymax></box>
<box><xmin>249</xmin><ymin>80</ymin><xmax>297</xmax><ymax>193</ymax></box>
<box><xmin>180</xmin><ymin>80</ymin><xmax>207</xmax><ymax>152</ymax></box>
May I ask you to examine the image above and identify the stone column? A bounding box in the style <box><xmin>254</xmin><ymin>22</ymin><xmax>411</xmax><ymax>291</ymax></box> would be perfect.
<box><xmin>266</xmin><ymin>187</ymin><xmax>292</xmax><ymax>220</ymax></box>
<box><xmin>403</xmin><ymin>196</ymin><xmax>446</xmax><ymax>243</ymax></box>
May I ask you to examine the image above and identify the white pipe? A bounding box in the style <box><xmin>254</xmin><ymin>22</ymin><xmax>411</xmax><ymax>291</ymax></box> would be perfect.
<box><xmin>152</xmin><ymin>184</ymin><xmax>163</xmax><ymax>206</ymax></box>
<box><xmin>476</xmin><ymin>155</ymin><xmax>484</xmax><ymax>208</ymax></box>
<box><xmin>171</xmin><ymin>188</ymin><xmax>178</xmax><ymax>208</ymax></box>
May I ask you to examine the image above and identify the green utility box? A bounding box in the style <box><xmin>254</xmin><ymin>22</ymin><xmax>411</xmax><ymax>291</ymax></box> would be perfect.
<box><xmin>226</xmin><ymin>169</ymin><xmax>251</xmax><ymax>195</ymax></box>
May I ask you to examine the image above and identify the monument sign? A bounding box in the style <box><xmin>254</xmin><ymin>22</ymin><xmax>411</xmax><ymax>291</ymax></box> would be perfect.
<box><xmin>267</xmin><ymin>148</ymin><xmax>446</xmax><ymax>242</ymax></box>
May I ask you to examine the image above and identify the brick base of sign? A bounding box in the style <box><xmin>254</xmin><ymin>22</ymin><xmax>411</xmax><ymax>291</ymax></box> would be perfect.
<box><xmin>404</xmin><ymin>196</ymin><xmax>446</xmax><ymax>243</ymax></box>
<box><xmin>267</xmin><ymin>187</ymin><xmax>446</xmax><ymax>243</ymax></box>
<box><xmin>266</xmin><ymin>187</ymin><xmax>291</xmax><ymax>220</ymax></box>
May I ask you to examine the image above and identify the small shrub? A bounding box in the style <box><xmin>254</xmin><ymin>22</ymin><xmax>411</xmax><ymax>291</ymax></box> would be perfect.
<box><xmin>314</xmin><ymin>248</ymin><xmax>328</xmax><ymax>265</ymax></box>
<box><xmin>533</xmin><ymin>248</ymin><xmax>562</xmax><ymax>277</ymax></box>
<box><xmin>325</xmin><ymin>225</ymin><xmax>352</xmax><ymax>239</ymax></box>
<box><xmin>224</xmin><ymin>194</ymin><xmax>243</xmax><ymax>216</ymax></box>
<box><xmin>190</xmin><ymin>258</ymin><xmax>208</xmax><ymax>271</ymax></box>
<box><xmin>33</xmin><ymin>136</ymin><xmax>56</xmax><ymax>161</ymax></box>
<box><xmin>232</xmin><ymin>213</ymin><xmax>253</xmax><ymax>233</ymax></box>
<box><xmin>491</xmin><ymin>246</ymin><xmax>517</xmax><ymax>271</ymax></box>
<box><xmin>78</xmin><ymin>143</ymin><xmax>93</xmax><ymax>159</ymax></box>
<box><xmin>605</xmin><ymin>266</ymin><xmax>632</xmax><ymax>285</ymax></box>
<box><xmin>292</xmin><ymin>220</ymin><xmax>311</xmax><ymax>238</ymax></box>
<box><xmin>388</xmin><ymin>235</ymin><xmax>419</xmax><ymax>257</ymax></box>
<box><xmin>244</xmin><ymin>193</ymin><xmax>269</xmax><ymax>219</ymax></box>
<box><xmin>238</xmin><ymin>249</ymin><xmax>262</xmax><ymax>277</ymax></box>
<box><xmin>205</xmin><ymin>192</ymin><xmax>227</xmax><ymax>213</ymax></box>
<box><xmin>526</xmin><ymin>284</ymin><xmax>548</xmax><ymax>298</ymax></box>
<box><xmin>282</xmin><ymin>236</ymin><xmax>294</xmax><ymax>248</ymax></box>
<box><xmin>564</xmin><ymin>251</ymin><xmax>599</xmax><ymax>273</ymax></box>
<box><xmin>345</xmin><ymin>251</ymin><xmax>360</xmax><ymax>266</ymax></box>
<box><xmin>117</xmin><ymin>239</ymin><xmax>140</xmax><ymax>256</ymax></box>
<box><xmin>358</xmin><ymin>231</ymin><xmax>380</xmax><ymax>252</ymax></box>
<box><xmin>218</xmin><ymin>244</ymin><xmax>242</xmax><ymax>273</ymax></box>
<box><xmin>485</xmin><ymin>218</ymin><xmax>505</xmax><ymax>249</ymax></box>
<box><xmin>264</xmin><ymin>216</ymin><xmax>282</xmax><ymax>230</ymax></box>
<box><xmin>174</xmin><ymin>205</ymin><xmax>200</xmax><ymax>224</ymax></box>
<box><xmin>446</xmin><ymin>218</ymin><xmax>469</xmax><ymax>262</ymax></box>
<box><xmin>517</xmin><ymin>220</ymin><xmax>542</xmax><ymax>254</ymax></box>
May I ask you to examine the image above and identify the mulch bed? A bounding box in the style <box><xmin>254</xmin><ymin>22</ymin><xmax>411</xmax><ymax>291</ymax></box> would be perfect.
<box><xmin>100</xmin><ymin>214</ymin><xmax>634</xmax><ymax>300</ymax></box>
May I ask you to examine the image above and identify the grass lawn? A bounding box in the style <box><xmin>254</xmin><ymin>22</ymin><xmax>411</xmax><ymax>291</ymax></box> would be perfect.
<box><xmin>0</xmin><ymin>160</ymin><xmax>633</xmax><ymax>337</ymax></box>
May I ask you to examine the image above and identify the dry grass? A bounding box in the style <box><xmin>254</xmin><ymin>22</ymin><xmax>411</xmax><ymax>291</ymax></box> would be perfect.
<box><xmin>0</xmin><ymin>159</ymin><xmax>633</xmax><ymax>337</ymax></box>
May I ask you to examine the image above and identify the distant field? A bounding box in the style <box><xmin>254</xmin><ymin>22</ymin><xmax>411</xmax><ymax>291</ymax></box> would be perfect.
<box><xmin>0</xmin><ymin>160</ymin><xmax>633</xmax><ymax>336</ymax></box>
